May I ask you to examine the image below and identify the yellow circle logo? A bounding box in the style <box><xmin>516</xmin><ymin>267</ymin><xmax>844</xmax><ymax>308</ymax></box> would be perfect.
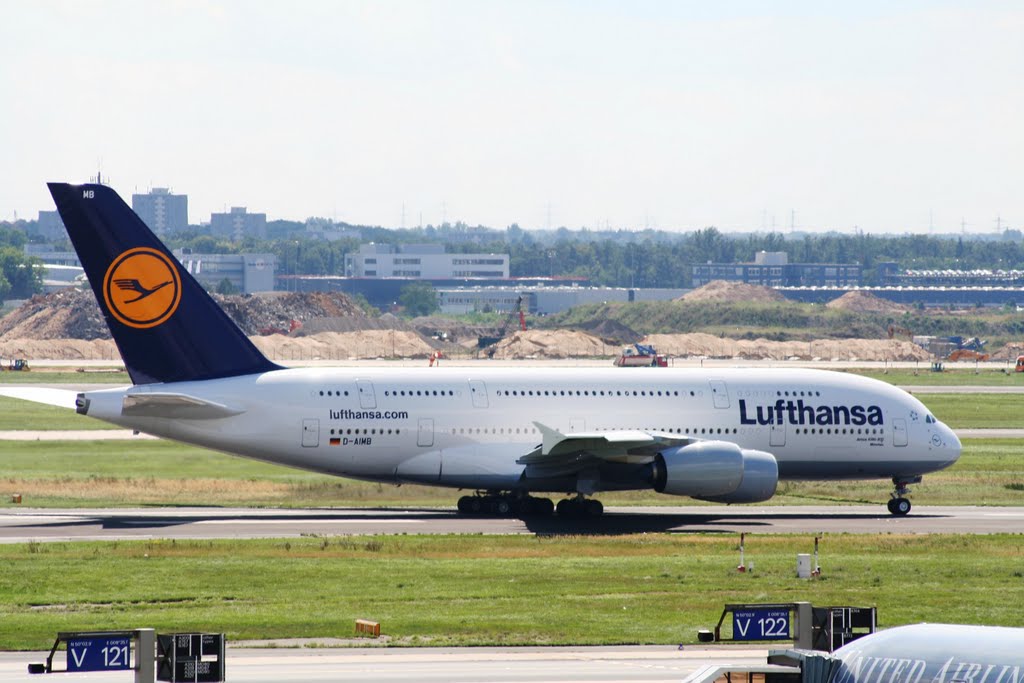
<box><xmin>102</xmin><ymin>247</ymin><xmax>182</xmax><ymax>329</ymax></box>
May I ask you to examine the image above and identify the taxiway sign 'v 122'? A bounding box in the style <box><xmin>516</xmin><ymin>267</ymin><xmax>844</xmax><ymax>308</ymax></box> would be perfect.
<box><xmin>8</xmin><ymin>183</ymin><xmax>961</xmax><ymax>517</ymax></box>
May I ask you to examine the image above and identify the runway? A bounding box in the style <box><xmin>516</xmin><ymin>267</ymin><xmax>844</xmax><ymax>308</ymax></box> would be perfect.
<box><xmin>0</xmin><ymin>645</ymin><xmax>774</xmax><ymax>682</ymax></box>
<box><xmin>2</xmin><ymin>504</ymin><xmax>1023</xmax><ymax>543</ymax></box>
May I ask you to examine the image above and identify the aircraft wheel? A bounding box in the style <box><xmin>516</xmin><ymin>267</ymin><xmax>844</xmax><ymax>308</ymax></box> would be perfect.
<box><xmin>584</xmin><ymin>499</ymin><xmax>604</xmax><ymax>517</ymax></box>
<box><xmin>517</xmin><ymin>497</ymin><xmax>536</xmax><ymax>517</ymax></box>
<box><xmin>556</xmin><ymin>498</ymin><xmax>581</xmax><ymax>517</ymax></box>
<box><xmin>535</xmin><ymin>497</ymin><xmax>555</xmax><ymax>517</ymax></box>
<box><xmin>469</xmin><ymin>497</ymin><xmax>485</xmax><ymax>514</ymax></box>
<box><xmin>891</xmin><ymin>497</ymin><xmax>911</xmax><ymax>516</ymax></box>
<box><xmin>521</xmin><ymin>497</ymin><xmax>554</xmax><ymax>517</ymax></box>
<box><xmin>457</xmin><ymin>496</ymin><xmax>473</xmax><ymax>514</ymax></box>
<box><xmin>495</xmin><ymin>498</ymin><xmax>513</xmax><ymax>516</ymax></box>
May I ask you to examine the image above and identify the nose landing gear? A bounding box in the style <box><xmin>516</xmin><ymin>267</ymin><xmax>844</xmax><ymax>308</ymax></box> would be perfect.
<box><xmin>887</xmin><ymin>476</ymin><xmax>921</xmax><ymax>516</ymax></box>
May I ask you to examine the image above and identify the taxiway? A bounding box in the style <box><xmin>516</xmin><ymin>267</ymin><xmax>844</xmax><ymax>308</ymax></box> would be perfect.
<box><xmin>2</xmin><ymin>504</ymin><xmax>1022</xmax><ymax>543</ymax></box>
<box><xmin>0</xmin><ymin>645</ymin><xmax>773</xmax><ymax>683</ymax></box>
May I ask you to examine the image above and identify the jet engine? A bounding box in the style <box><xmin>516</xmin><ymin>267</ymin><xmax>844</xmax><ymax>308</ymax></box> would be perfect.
<box><xmin>652</xmin><ymin>440</ymin><xmax>778</xmax><ymax>504</ymax></box>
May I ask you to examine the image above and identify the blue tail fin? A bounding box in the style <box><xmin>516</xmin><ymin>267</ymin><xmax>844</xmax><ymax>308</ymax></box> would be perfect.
<box><xmin>48</xmin><ymin>182</ymin><xmax>282</xmax><ymax>385</ymax></box>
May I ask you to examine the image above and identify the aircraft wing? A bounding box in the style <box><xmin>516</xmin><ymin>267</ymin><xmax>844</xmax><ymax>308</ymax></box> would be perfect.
<box><xmin>516</xmin><ymin>421</ymin><xmax>696</xmax><ymax>477</ymax></box>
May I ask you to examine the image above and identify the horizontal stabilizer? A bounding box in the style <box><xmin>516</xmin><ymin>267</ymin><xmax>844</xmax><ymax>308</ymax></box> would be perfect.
<box><xmin>122</xmin><ymin>392</ymin><xmax>244</xmax><ymax>420</ymax></box>
<box><xmin>0</xmin><ymin>387</ymin><xmax>80</xmax><ymax>410</ymax></box>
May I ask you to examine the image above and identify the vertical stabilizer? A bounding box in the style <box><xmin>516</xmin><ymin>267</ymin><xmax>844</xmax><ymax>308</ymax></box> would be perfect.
<box><xmin>48</xmin><ymin>182</ymin><xmax>282</xmax><ymax>384</ymax></box>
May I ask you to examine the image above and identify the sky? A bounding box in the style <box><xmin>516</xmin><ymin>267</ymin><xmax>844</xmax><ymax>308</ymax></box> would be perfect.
<box><xmin>2</xmin><ymin>1</ymin><xmax>1022</xmax><ymax>234</ymax></box>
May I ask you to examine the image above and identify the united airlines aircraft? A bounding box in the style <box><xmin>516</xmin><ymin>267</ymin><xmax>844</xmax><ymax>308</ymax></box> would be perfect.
<box><xmin>1</xmin><ymin>183</ymin><xmax>961</xmax><ymax>517</ymax></box>
<box><xmin>829</xmin><ymin>624</ymin><xmax>1024</xmax><ymax>683</ymax></box>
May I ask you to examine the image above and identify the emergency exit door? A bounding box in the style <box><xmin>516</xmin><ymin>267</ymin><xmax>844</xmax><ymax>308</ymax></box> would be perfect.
<box><xmin>302</xmin><ymin>418</ymin><xmax>319</xmax><ymax>447</ymax></box>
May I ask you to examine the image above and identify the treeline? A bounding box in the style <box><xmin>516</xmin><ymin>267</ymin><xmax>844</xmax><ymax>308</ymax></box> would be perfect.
<box><xmin>0</xmin><ymin>226</ymin><xmax>43</xmax><ymax>303</ymax></box>
<box><xmin>8</xmin><ymin>216</ymin><xmax>1024</xmax><ymax>289</ymax></box>
<box><xmin>228</xmin><ymin>227</ymin><xmax>1024</xmax><ymax>288</ymax></box>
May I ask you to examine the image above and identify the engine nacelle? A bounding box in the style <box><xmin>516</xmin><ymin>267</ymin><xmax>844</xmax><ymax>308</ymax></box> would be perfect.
<box><xmin>653</xmin><ymin>441</ymin><xmax>779</xmax><ymax>504</ymax></box>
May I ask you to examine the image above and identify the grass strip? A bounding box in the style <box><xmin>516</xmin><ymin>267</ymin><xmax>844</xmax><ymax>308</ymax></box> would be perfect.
<box><xmin>852</xmin><ymin>368</ymin><xmax>1023</xmax><ymax>387</ymax></box>
<box><xmin>0</xmin><ymin>370</ymin><xmax>129</xmax><ymax>385</ymax></box>
<box><xmin>0</xmin><ymin>438</ymin><xmax>1022</xmax><ymax>509</ymax></box>
<box><xmin>1</xmin><ymin>534</ymin><xmax>1023</xmax><ymax>651</ymax></box>
<box><xmin>915</xmin><ymin>394</ymin><xmax>1024</xmax><ymax>428</ymax></box>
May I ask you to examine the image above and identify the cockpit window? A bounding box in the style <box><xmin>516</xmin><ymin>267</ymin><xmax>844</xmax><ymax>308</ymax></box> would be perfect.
<box><xmin>925</xmin><ymin>414</ymin><xmax>935</xmax><ymax>424</ymax></box>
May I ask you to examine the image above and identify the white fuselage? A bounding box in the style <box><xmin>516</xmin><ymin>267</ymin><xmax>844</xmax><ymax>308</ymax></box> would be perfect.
<box><xmin>78</xmin><ymin>366</ymin><xmax>960</xmax><ymax>496</ymax></box>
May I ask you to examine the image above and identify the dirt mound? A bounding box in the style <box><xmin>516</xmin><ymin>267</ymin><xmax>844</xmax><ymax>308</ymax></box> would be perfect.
<box><xmin>679</xmin><ymin>280</ymin><xmax>788</xmax><ymax>303</ymax></box>
<box><xmin>642</xmin><ymin>333</ymin><xmax>931</xmax><ymax>361</ymax></box>
<box><xmin>0</xmin><ymin>288</ymin><xmax>371</xmax><ymax>340</ymax></box>
<box><xmin>409</xmin><ymin>316</ymin><xmax>493</xmax><ymax>346</ymax></box>
<box><xmin>487</xmin><ymin>329</ymin><xmax>614</xmax><ymax>359</ymax></box>
<box><xmin>0</xmin><ymin>337</ymin><xmax>121</xmax><ymax>361</ymax></box>
<box><xmin>0</xmin><ymin>289</ymin><xmax>109</xmax><ymax>340</ymax></box>
<box><xmin>213</xmin><ymin>291</ymin><xmax>367</xmax><ymax>335</ymax></box>
<box><xmin>989</xmin><ymin>342</ymin><xmax>1024</xmax><ymax>361</ymax></box>
<box><xmin>297</xmin><ymin>312</ymin><xmax>415</xmax><ymax>335</ymax></box>
<box><xmin>573</xmin><ymin>318</ymin><xmax>642</xmax><ymax>344</ymax></box>
<box><xmin>826</xmin><ymin>291</ymin><xmax>908</xmax><ymax>314</ymax></box>
<box><xmin>252</xmin><ymin>331</ymin><xmax>437</xmax><ymax>359</ymax></box>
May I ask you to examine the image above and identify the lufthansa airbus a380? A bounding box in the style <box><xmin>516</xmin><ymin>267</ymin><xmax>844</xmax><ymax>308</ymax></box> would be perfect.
<box><xmin>1</xmin><ymin>183</ymin><xmax>961</xmax><ymax>518</ymax></box>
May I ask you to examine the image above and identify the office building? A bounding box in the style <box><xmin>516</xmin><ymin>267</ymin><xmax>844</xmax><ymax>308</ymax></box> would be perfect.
<box><xmin>172</xmin><ymin>250</ymin><xmax>276</xmax><ymax>294</ymax></box>
<box><xmin>132</xmin><ymin>188</ymin><xmax>189</xmax><ymax>234</ymax></box>
<box><xmin>692</xmin><ymin>251</ymin><xmax>862</xmax><ymax>288</ymax></box>
<box><xmin>210</xmin><ymin>207</ymin><xmax>267</xmax><ymax>241</ymax></box>
<box><xmin>344</xmin><ymin>243</ymin><xmax>509</xmax><ymax>279</ymax></box>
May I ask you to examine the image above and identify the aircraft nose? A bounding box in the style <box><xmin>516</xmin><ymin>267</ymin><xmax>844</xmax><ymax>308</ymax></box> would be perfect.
<box><xmin>939</xmin><ymin>422</ymin><xmax>961</xmax><ymax>468</ymax></box>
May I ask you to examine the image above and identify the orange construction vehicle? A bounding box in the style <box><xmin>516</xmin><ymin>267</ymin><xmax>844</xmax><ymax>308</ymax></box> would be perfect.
<box><xmin>947</xmin><ymin>349</ymin><xmax>989</xmax><ymax>362</ymax></box>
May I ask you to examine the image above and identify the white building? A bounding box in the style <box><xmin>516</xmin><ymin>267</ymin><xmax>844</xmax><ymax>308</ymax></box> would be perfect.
<box><xmin>344</xmin><ymin>243</ymin><xmax>509</xmax><ymax>279</ymax></box>
<box><xmin>172</xmin><ymin>250</ymin><xmax>276</xmax><ymax>294</ymax></box>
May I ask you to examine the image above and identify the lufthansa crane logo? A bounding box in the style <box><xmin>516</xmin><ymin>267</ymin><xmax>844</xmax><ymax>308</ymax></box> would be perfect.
<box><xmin>102</xmin><ymin>247</ymin><xmax>182</xmax><ymax>329</ymax></box>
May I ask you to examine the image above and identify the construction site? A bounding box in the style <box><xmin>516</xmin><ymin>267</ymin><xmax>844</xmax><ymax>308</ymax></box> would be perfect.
<box><xmin>0</xmin><ymin>282</ymin><xmax>1020</xmax><ymax>366</ymax></box>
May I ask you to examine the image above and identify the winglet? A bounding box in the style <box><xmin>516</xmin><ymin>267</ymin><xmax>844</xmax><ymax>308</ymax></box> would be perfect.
<box><xmin>533</xmin><ymin>421</ymin><xmax>565</xmax><ymax>455</ymax></box>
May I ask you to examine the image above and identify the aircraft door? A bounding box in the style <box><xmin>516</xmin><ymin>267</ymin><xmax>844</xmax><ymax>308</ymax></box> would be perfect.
<box><xmin>709</xmin><ymin>380</ymin><xmax>730</xmax><ymax>409</ymax></box>
<box><xmin>893</xmin><ymin>418</ymin><xmax>908</xmax><ymax>447</ymax></box>
<box><xmin>770</xmin><ymin>421</ymin><xmax>786</xmax><ymax>447</ymax></box>
<box><xmin>302</xmin><ymin>418</ymin><xmax>319</xmax><ymax>447</ymax></box>
<box><xmin>356</xmin><ymin>380</ymin><xmax>376</xmax><ymax>409</ymax></box>
<box><xmin>469</xmin><ymin>380</ymin><xmax>489</xmax><ymax>408</ymax></box>
<box><xmin>417</xmin><ymin>418</ymin><xmax>434</xmax><ymax>447</ymax></box>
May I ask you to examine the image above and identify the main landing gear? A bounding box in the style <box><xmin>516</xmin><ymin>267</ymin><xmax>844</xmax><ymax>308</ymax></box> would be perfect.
<box><xmin>457</xmin><ymin>493</ymin><xmax>555</xmax><ymax>517</ymax></box>
<box><xmin>455</xmin><ymin>492</ymin><xmax>606</xmax><ymax>518</ymax></box>
<box><xmin>555</xmin><ymin>496</ymin><xmax>604</xmax><ymax>518</ymax></box>
<box><xmin>887</xmin><ymin>476</ymin><xmax>920</xmax><ymax>516</ymax></box>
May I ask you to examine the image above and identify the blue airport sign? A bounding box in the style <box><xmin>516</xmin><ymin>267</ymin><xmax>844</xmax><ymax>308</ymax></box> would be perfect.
<box><xmin>67</xmin><ymin>635</ymin><xmax>132</xmax><ymax>672</ymax></box>
<box><xmin>732</xmin><ymin>607</ymin><xmax>791</xmax><ymax>641</ymax></box>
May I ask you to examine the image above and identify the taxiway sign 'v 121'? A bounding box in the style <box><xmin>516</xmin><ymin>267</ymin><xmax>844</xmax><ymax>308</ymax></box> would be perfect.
<box><xmin>4</xmin><ymin>183</ymin><xmax>961</xmax><ymax>517</ymax></box>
